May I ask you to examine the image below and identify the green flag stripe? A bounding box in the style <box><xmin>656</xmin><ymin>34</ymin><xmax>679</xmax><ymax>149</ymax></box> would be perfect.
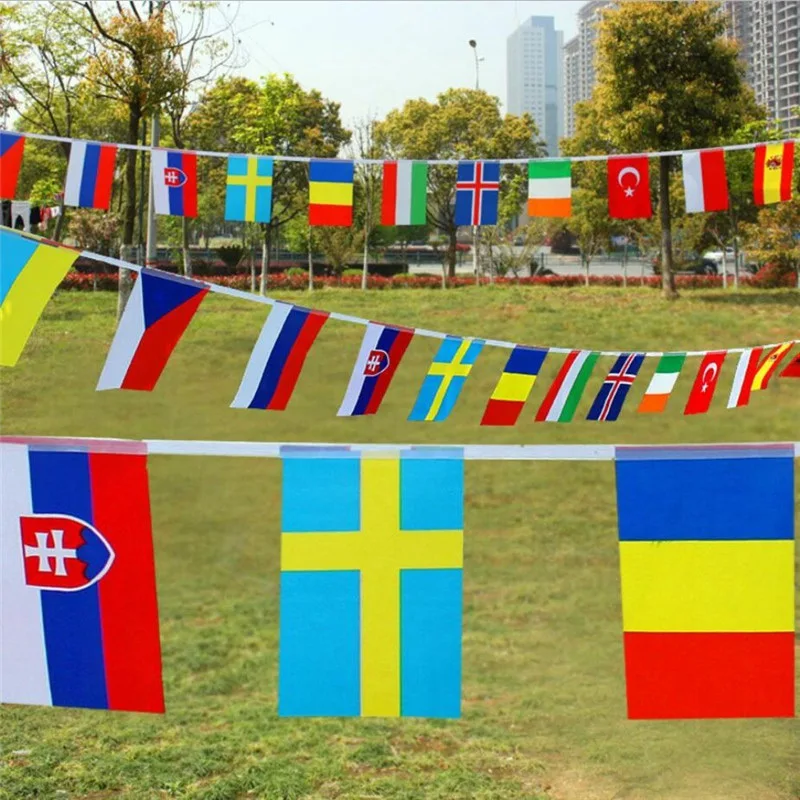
<box><xmin>656</xmin><ymin>352</ymin><xmax>687</xmax><ymax>374</ymax></box>
<box><xmin>560</xmin><ymin>352</ymin><xmax>599</xmax><ymax>421</ymax></box>
<box><xmin>529</xmin><ymin>160</ymin><xmax>571</xmax><ymax>180</ymax></box>
<box><xmin>410</xmin><ymin>161</ymin><xmax>428</xmax><ymax>225</ymax></box>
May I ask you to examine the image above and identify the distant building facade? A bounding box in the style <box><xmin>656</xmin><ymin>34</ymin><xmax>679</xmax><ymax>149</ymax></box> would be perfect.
<box><xmin>723</xmin><ymin>1</ymin><xmax>800</xmax><ymax>134</ymax></box>
<box><xmin>507</xmin><ymin>16</ymin><xmax>564</xmax><ymax>155</ymax></box>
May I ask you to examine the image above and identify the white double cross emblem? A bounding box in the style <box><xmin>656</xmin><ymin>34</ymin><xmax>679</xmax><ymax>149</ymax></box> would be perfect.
<box><xmin>24</xmin><ymin>529</ymin><xmax>77</xmax><ymax>577</ymax></box>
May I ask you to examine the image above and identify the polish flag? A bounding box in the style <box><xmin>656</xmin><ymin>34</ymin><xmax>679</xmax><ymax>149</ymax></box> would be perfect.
<box><xmin>682</xmin><ymin>149</ymin><xmax>729</xmax><ymax>213</ymax></box>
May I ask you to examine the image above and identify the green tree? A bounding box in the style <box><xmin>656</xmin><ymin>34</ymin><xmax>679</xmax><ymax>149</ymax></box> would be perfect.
<box><xmin>742</xmin><ymin>190</ymin><xmax>800</xmax><ymax>288</ymax></box>
<box><xmin>374</xmin><ymin>88</ymin><xmax>543</xmax><ymax>282</ymax></box>
<box><xmin>593</xmin><ymin>0</ymin><xmax>758</xmax><ymax>298</ymax></box>
<box><xmin>570</xmin><ymin>188</ymin><xmax>613</xmax><ymax>285</ymax></box>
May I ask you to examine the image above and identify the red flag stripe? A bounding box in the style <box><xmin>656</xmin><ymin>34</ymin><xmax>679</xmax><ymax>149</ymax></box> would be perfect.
<box><xmin>381</xmin><ymin>161</ymin><xmax>398</xmax><ymax>226</ymax></box>
<box><xmin>780</xmin><ymin>141</ymin><xmax>794</xmax><ymax>202</ymax></box>
<box><xmin>94</xmin><ymin>145</ymin><xmax>118</xmax><ymax>211</ymax></box>
<box><xmin>753</xmin><ymin>145</ymin><xmax>766</xmax><ymax>206</ymax></box>
<box><xmin>699</xmin><ymin>149</ymin><xmax>728</xmax><ymax>212</ymax></box>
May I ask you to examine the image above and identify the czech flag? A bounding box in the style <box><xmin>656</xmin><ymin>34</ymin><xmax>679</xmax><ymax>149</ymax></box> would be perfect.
<box><xmin>0</xmin><ymin>438</ymin><xmax>164</xmax><ymax>713</ymax></box>
<box><xmin>0</xmin><ymin>132</ymin><xmax>25</xmax><ymax>200</ymax></box>
<box><xmin>151</xmin><ymin>149</ymin><xmax>198</xmax><ymax>217</ymax></box>
<box><xmin>64</xmin><ymin>141</ymin><xmax>118</xmax><ymax>210</ymax></box>
<box><xmin>337</xmin><ymin>322</ymin><xmax>415</xmax><ymax>416</ymax></box>
<box><xmin>96</xmin><ymin>269</ymin><xmax>209</xmax><ymax>391</ymax></box>
<box><xmin>231</xmin><ymin>302</ymin><xmax>329</xmax><ymax>411</ymax></box>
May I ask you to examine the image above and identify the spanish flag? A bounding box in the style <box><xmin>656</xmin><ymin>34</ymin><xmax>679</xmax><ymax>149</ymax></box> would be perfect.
<box><xmin>309</xmin><ymin>159</ymin><xmax>354</xmax><ymax>226</ymax></box>
<box><xmin>754</xmin><ymin>141</ymin><xmax>794</xmax><ymax>205</ymax></box>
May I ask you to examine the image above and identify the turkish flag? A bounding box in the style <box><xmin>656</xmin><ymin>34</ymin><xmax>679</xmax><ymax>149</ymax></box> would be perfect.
<box><xmin>608</xmin><ymin>156</ymin><xmax>652</xmax><ymax>219</ymax></box>
<box><xmin>779</xmin><ymin>350</ymin><xmax>800</xmax><ymax>378</ymax></box>
<box><xmin>684</xmin><ymin>351</ymin><xmax>727</xmax><ymax>415</ymax></box>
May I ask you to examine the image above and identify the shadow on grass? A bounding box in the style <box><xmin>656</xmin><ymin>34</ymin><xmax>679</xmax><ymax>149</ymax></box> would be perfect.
<box><xmin>691</xmin><ymin>290</ymin><xmax>800</xmax><ymax>307</ymax></box>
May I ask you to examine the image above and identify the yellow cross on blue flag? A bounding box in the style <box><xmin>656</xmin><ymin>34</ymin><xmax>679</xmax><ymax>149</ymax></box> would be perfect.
<box><xmin>408</xmin><ymin>337</ymin><xmax>484</xmax><ymax>422</ymax></box>
<box><xmin>279</xmin><ymin>448</ymin><xmax>464</xmax><ymax>718</ymax></box>
<box><xmin>225</xmin><ymin>156</ymin><xmax>273</xmax><ymax>223</ymax></box>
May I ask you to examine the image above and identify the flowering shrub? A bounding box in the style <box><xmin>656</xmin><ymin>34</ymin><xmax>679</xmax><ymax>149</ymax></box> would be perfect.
<box><xmin>59</xmin><ymin>270</ymin><xmax>794</xmax><ymax>292</ymax></box>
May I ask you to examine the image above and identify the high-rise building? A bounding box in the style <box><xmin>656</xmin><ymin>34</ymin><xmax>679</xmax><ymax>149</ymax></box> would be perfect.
<box><xmin>507</xmin><ymin>16</ymin><xmax>564</xmax><ymax>156</ymax></box>
<box><xmin>723</xmin><ymin>1</ymin><xmax>800</xmax><ymax>134</ymax></box>
<box><xmin>562</xmin><ymin>0</ymin><xmax>613</xmax><ymax>137</ymax></box>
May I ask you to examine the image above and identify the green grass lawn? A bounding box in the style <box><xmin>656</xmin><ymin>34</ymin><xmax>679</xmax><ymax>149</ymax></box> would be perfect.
<box><xmin>1</xmin><ymin>286</ymin><xmax>798</xmax><ymax>800</ymax></box>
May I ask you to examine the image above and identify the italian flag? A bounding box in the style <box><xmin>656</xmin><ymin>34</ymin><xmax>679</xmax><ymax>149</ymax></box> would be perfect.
<box><xmin>381</xmin><ymin>160</ymin><xmax>428</xmax><ymax>226</ymax></box>
<box><xmin>528</xmin><ymin>160</ymin><xmax>571</xmax><ymax>218</ymax></box>
<box><xmin>534</xmin><ymin>350</ymin><xmax>597</xmax><ymax>422</ymax></box>
<box><xmin>637</xmin><ymin>353</ymin><xmax>686</xmax><ymax>414</ymax></box>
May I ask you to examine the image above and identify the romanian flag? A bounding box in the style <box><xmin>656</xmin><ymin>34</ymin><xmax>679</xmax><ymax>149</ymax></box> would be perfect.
<box><xmin>64</xmin><ymin>141</ymin><xmax>118</xmax><ymax>210</ymax></box>
<box><xmin>481</xmin><ymin>346</ymin><xmax>548</xmax><ymax>426</ymax></box>
<box><xmin>0</xmin><ymin>132</ymin><xmax>25</xmax><ymax>200</ymax></box>
<box><xmin>96</xmin><ymin>269</ymin><xmax>209</xmax><ymax>391</ymax></box>
<box><xmin>754</xmin><ymin>141</ymin><xmax>794</xmax><ymax>205</ymax></box>
<box><xmin>615</xmin><ymin>445</ymin><xmax>795</xmax><ymax>719</ymax></box>
<box><xmin>0</xmin><ymin>227</ymin><xmax>79</xmax><ymax>367</ymax></box>
<box><xmin>231</xmin><ymin>302</ymin><xmax>329</xmax><ymax>411</ymax></box>
<box><xmin>408</xmin><ymin>337</ymin><xmax>483</xmax><ymax>422</ymax></box>
<box><xmin>279</xmin><ymin>449</ymin><xmax>464</xmax><ymax>717</ymax></box>
<box><xmin>528</xmin><ymin>160</ymin><xmax>571</xmax><ymax>217</ymax></box>
<box><xmin>309</xmin><ymin>160</ymin><xmax>354</xmax><ymax>226</ymax></box>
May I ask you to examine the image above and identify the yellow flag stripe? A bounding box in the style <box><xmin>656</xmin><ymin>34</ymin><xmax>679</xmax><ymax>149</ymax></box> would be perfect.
<box><xmin>491</xmin><ymin>371</ymin><xmax>537</xmax><ymax>402</ymax></box>
<box><xmin>762</xmin><ymin>143</ymin><xmax>786</xmax><ymax>205</ymax></box>
<box><xmin>619</xmin><ymin>540</ymin><xmax>794</xmax><ymax>632</ymax></box>
<box><xmin>309</xmin><ymin>181</ymin><xmax>353</xmax><ymax>206</ymax></box>
<box><xmin>0</xmin><ymin>245</ymin><xmax>78</xmax><ymax>366</ymax></box>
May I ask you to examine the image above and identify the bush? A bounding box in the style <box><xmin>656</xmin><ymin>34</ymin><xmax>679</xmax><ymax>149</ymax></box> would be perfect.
<box><xmin>286</xmin><ymin>267</ymin><xmax>306</xmax><ymax>277</ymax></box>
<box><xmin>747</xmin><ymin>262</ymin><xmax>795</xmax><ymax>289</ymax></box>
<box><xmin>216</xmin><ymin>241</ymin><xmax>244</xmax><ymax>270</ymax></box>
<box><xmin>341</xmin><ymin>268</ymin><xmax>363</xmax><ymax>278</ymax></box>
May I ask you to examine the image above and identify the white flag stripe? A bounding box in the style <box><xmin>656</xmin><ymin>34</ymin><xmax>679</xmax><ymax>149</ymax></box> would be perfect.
<box><xmin>547</xmin><ymin>351</ymin><xmax>589</xmax><ymax>421</ymax></box>
<box><xmin>338</xmin><ymin>322</ymin><xmax>383</xmax><ymax>416</ymax></box>
<box><xmin>231</xmin><ymin>302</ymin><xmax>293</xmax><ymax>408</ymax></box>
<box><xmin>64</xmin><ymin>140</ymin><xmax>87</xmax><ymax>208</ymax></box>
<box><xmin>96</xmin><ymin>277</ymin><xmax>145</xmax><ymax>390</ymax></box>
<box><xmin>682</xmin><ymin>151</ymin><xmax>705</xmax><ymax>213</ymax></box>
<box><xmin>644</xmin><ymin>370</ymin><xmax>680</xmax><ymax>396</ymax></box>
<box><xmin>0</xmin><ymin>444</ymin><xmax>52</xmax><ymax>706</ymax></box>
<box><xmin>727</xmin><ymin>349</ymin><xmax>752</xmax><ymax>408</ymax></box>
<box><xmin>395</xmin><ymin>161</ymin><xmax>413</xmax><ymax>226</ymax></box>
<box><xmin>528</xmin><ymin>177</ymin><xmax>571</xmax><ymax>199</ymax></box>
<box><xmin>150</xmin><ymin>150</ymin><xmax>170</xmax><ymax>215</ymax></box>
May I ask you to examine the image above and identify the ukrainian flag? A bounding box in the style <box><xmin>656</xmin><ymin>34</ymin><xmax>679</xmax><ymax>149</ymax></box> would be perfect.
<box><xmin>0</xmin><ymin>227</ymin><xmax>79</xmax><ymax>366</ymax></box>
<box><xmin>308</xmin><ymin>159</ymin><xmax>354</xmax><ymax>226</ymax></box>
<box><xmin>408</xmin><ymin>337</ymin><xmax>484</xmax><ymax>422</ymax></box>
<box><xmin>279</xmin><ymin>449</ymin><xmax>464</xmax><ymax>718</ymax></box>
<box><xmin>225</xmin><ymin>156</ymin><xmax>273</xmax><ymax>223</ymax></box>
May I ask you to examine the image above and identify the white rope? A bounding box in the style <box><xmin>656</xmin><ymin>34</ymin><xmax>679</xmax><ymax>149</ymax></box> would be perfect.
<box><xmin>81</xmin><ymin>247</ymin><xmax>799</xmax><ymax>359</ymax></box>
<box><xmin>6</xmin><ymin>128</ymin><xmax>799</xmax><ymax>165</ymax></box>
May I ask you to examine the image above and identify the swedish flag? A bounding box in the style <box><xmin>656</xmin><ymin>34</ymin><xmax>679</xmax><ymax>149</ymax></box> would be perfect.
<box><xmin>224</xmin><ymin>156</ymin><xmax>273</xmax><ymax>223</ymax></box>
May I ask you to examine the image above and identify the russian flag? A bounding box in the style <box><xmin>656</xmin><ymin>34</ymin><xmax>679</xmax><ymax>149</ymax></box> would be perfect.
<box><xmin>0</xmin><ymin>132</ymin><xmax>25</xmax><ymax>200</ymax></box>
<box><xmin>0</xmin><ymin>439</ymin><xmax>164</xmax><ymax>713</ymax></box>
<box><xmin>231</xmin><ymin>303</ymin><xmax>329</xmax><ymax>411</ymax></box>
<box><xmin>151</xmin><ymin>149</ymin><xmax>198</xmax><ymax>217</ymax></box>
<box><xmin>97</xmin><ymin>269</ymin><xmax>208</xmax><ymax>391</ymax></box>
<box><xmin>337</xmin><ymin>322</ymin><xmax>414</xmax><ymax>416</ymax></box>
<box><xmin>64</xmin><ymin>141</ymin><xmax>118</xmax><ymax>210</ymax></box>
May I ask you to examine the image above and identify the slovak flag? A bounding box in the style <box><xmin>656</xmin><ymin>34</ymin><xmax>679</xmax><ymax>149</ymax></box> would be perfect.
<box><xmin>337</xmin><ymin>322</ymin><xmax>415</xmax><ymax>416</ymax></box>
<box><xmin>96</xmin><ymin>269</ymin><xmax>209</xmax><ymax>391</ymax></box>
<box><xmin>64</xmin><ymin>141</ymin><xmax>118</xmax><ymax>210</ymax></box>
<box><xmin>0</xmin><ymin>438</ymin><xmax>163</xmax><ymax>713</ymax></box>
<box><xmin>454</xmin><ymin>160</ymin><xmax>500</xmax><ymax>226</ymax></box>
<box><xmin>151</xmin><ymin>149</ymin><xmax>198</xmax><ymax>217</ymax></box>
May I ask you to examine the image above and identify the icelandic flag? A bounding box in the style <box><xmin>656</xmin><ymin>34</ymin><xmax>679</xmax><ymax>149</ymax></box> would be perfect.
<box><xmin>338</xmin><ymin>323</ymin><xmax>415</xmax><ymax>416</ymax></box>
<box><xmin>64</xmin><ymin>141</ymin><xmax>118</xmax><ymax>210</ymax></box>
<box><xmin>231</xmin><ymin>302</ymin><xmax>329</xmax><ymax>411</ymax></box>
<box><xmin>96</xmin><ymin>269</ymin><xmax>208</xmax><ymax>391</ymax></box>
<box><xmin>586</xmin><ymin>353</ymin><xmax>644</xmax><ymax>421</ymax></box>
<box><xmin>454</xmin><ymin>161</ymin><xmax>500</xmax><ymax>226</ymax></box>
<box><xmin>0</xmin><ymin>132</ymin><xmax>25</xmax><ymax>200</ymax></box>
<box><xmin>0</xmin><ymin>438</ymin><xmax>164</xmax><ymax>713</ymax></box>
<box><xmin>151</xmin><ymin>149</ymin><xmax>198</xmax><ymax>217</ymax></box>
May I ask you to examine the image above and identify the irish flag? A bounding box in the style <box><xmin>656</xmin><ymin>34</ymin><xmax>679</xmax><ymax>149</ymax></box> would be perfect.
<box><xmin>754</xmin><ymin>141</ymin><xmax>794</xmax><ymax>205</ymax></box>
<box><xmin>381</xmin><ymin>160</ymin><xmax>428</xmax><ymax>226</ymax></box>
<box><xmin>637</xmin><ymin>353</ymin><xmax>686</xmax><ymax>414</ymax></box>
<box><xmin>528</xmin><ymin>160</ymin><xmax>571</xmax><ymax>218</ymax></box>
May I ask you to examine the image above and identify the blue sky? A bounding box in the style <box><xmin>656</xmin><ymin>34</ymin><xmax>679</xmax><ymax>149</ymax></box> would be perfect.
<box><xmin>232</xmin><ymin>1</ymin><xmax>582</xmax><ymax>125</ymax></box>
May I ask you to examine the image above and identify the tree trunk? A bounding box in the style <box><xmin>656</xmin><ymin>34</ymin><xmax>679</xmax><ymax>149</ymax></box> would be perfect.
<box><xmin>583</xmin><ymin>255</ymin><xmax>589</xmax><ymax>287</ymax></box>
<box><xmin>182</xmin><ymin>217</ymin><xmax>192</xmax><ymax>277</ymax></box>
<box><xmin>260</xmin><ymin>226</ymin><xmax>271</xmax><ymax>296</ymax></box>
<box><xmin>658</xmin><ymin>155</ymin><xmax>678</xmax><ymax>300</ymax></box>
<box><xmin>53</xmin><ymin>197</ymin><xmax>66</xmax><ymax>241</ymax></box>
<box><xmin>250</xmin><ymin>247</ymin><xmax>256</xmax><ymax>293</ymax></box>
<box><xmin>362</xmin><ymin>222</ymin><xmax>369</xmax><ymax>290</ymax></box>
<box><xmin>446</xmin><ymin>229</ymin><xmax>457</xmax><ymax>281</ymax></box>
<box><xmin>307</xmin><ymin>228</ymin><xmax>314</xmax><ymax>291</ymax></box>
<box><xmin>123</xmin><ymin>106</ymin><xmax>141</xmax><ymax>246</ymax></box>
<box><xmin>118</xmin><ymin>245</ymin><xmax>137</xmax><ymax>318</ymax></box>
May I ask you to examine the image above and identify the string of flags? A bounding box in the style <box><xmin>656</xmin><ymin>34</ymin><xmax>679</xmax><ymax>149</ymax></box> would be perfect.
<box><xmin>1</xmin><ymin>130</ymin><xmax>796</xmax><ymax>228</ymax></box>
<box><xmin>1</xmin><ymin>436</ymin><xmax>796</xmax><ymax>720</ymax></box>
<box><xmin>1</xmin><ymin>226</ymin><xmax>798</xmax><ymax>420</ymax></box>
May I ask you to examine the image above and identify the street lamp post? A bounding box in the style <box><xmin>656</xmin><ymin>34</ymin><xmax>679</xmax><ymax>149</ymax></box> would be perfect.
<box><xmin>468</xmin><ymin>39</ymin><xmax>481</xmax><ymax>90</ymax></box>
